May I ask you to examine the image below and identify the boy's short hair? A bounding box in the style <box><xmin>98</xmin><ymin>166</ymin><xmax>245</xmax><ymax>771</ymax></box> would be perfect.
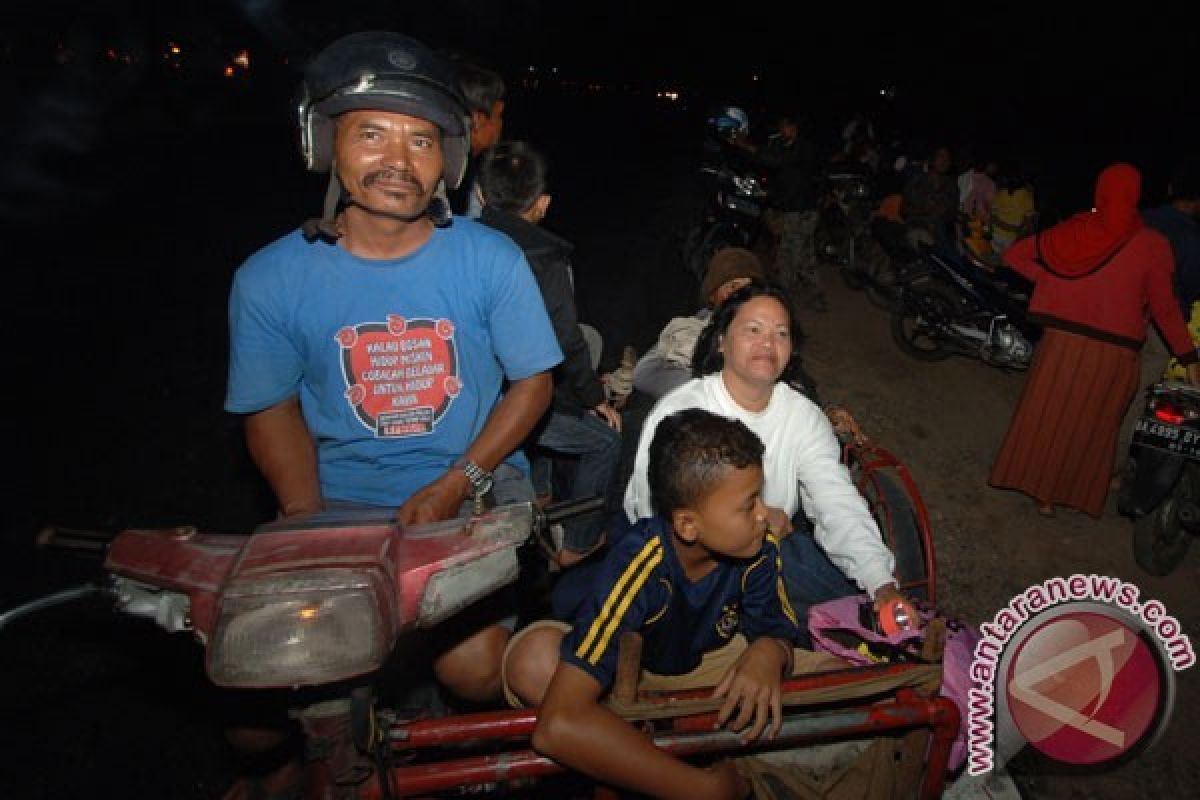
<box><xmin>478</xmin><ymin>141</ymin><xmax>546</xmax><ymax>213</ymax></box>
<box><xmin>455</xmin><ymin>61</ymin><xmax>506</xmax><ymax>114</ymax></box>
<box><xmin>648</xmin><ymin>409</ymin><xmax>764</xmax><ymax>515</ymax></box>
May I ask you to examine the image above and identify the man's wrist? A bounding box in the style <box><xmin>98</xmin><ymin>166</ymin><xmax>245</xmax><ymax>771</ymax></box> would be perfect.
<box><xmin>441</xmin><ymin>467</ymin><xmax>473</xmax><ymax>501</ymax></box>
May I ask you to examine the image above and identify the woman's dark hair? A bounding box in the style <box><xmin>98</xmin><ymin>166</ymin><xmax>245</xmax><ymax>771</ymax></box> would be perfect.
<box><xmin>691</xmin><ymin>283</ymin><xmax>819</xmax><ymax>399</ymax></box>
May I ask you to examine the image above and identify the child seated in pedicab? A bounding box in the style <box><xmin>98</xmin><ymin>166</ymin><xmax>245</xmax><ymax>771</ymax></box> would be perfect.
<box><xmin>502</xmin><ymin>408</ymin><xmax>848</xmax><ymax>799</ymax></box>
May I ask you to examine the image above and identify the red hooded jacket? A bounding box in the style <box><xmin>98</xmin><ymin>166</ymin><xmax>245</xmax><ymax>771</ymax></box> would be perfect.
<box><xmin>1003</xmin><ymin>164</ymin><xmax>1196</xmax><ymax>363</ymax></box>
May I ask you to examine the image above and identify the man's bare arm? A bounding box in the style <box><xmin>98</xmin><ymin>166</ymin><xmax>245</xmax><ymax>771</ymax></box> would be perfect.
<box><xmin>244</xmin><ymin>395</ymin><xmax>323</xmax><ymax>517</ymax></box>
<box><xmin>397</xmin><ymin>371</ymin><xmax>553</xmax><ymax>525</ymax></box>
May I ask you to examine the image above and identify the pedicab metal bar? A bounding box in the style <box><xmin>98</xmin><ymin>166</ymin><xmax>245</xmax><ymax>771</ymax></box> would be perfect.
<box><xmin>378</xmin><ymin>665</ymin><xmax>959</xmax><ymax>799</ymax></box>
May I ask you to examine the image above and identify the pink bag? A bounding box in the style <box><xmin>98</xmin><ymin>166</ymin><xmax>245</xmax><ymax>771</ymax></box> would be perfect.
<box><xmin>807</xmin><ymin>595</ymin><xmax>980</xmax><ymax>772</ymax></box>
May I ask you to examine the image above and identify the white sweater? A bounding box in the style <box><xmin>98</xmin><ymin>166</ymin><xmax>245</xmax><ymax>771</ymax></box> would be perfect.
<box><xmin>623</xmin><ymin>373</ymin><xmax>896</xmax><ymax>596</ymax></box>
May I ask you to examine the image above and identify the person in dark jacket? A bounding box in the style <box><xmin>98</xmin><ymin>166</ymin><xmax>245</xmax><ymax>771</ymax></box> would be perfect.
<box><xmin>731</xmin><ymin>113</ymin><xmax>824</xmax><ymax>310</ymax></box>
<box><xmin>447</xmin><ymin>60</ymin><xmax>506</xmax><ymax>218</ymax></box>
<box><xmin>479</xmin><ymin>141</ymin><xmax>622</xmax><ymax>566</ymax></box>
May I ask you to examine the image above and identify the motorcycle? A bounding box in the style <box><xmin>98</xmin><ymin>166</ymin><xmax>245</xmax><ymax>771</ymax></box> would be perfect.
<box><xmin>680</xmin><ymin>158</ymin><xmax>769</xmax><ymax>283</ymax></box>
<box><xmin>814</xmin><ymin>171</ymin><xmax>898</xmax><ymax>309</ymax></box>
<box><xmin>5</xmin><ymin>441</ymin><xmax>964</xmax><ymax>798</ymax></box>
<box><xmin>890</xmin><ymin>241</ymin><xmax>1035</xmax><ymax>368</ymax></box>
<box><xmin>1119</xmin><ymin>382</ymin><xmax>1200</xmax><ymax>575</ymax></box>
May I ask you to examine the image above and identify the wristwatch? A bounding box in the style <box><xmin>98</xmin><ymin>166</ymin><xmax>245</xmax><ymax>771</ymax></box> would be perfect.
<box><xmin>454</xmin><ymin>458</ymin><xmax>495</xmax><ymax>513</ymax></box>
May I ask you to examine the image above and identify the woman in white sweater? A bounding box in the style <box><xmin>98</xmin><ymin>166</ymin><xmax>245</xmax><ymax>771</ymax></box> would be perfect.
<box><xmin>623</xmin><ymin>284</ymin><xmax>911</xmax><ymax>632</ymax></box>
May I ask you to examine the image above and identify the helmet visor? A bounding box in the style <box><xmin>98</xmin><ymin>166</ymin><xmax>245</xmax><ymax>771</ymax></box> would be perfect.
<box><xmin>316</xmin><ymin>75</ymin><xmax>467</xmax><ymax>138</ymax></box>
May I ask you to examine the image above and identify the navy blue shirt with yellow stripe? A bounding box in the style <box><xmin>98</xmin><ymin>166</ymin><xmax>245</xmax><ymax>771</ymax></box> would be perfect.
<box><xmin>561</xmin><ymin>516</ymin><xmax>799</xmax><ymax>689</ymax></box>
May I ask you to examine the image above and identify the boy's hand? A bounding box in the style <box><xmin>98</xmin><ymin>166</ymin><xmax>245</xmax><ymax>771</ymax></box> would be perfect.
<box><xmin>703</xmin><ymin>759</ymin><xmax>750</xmax><ymax>800</ymax></box>
<box><xmin>712</xmin><ymin>638</ymin><xmax>788</xmax><ymax>742</ymax></box>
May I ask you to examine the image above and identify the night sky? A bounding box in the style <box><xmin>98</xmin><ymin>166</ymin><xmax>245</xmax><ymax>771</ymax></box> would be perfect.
<box><xmin>6</xmin><ymin>2</ymin><xmax>1196</xmax><ymax>121</ymax></box>
<box><xmin>2</xmin><ymin>2</ymin><xmax>1198</xmax><ymax>217</ymax></box>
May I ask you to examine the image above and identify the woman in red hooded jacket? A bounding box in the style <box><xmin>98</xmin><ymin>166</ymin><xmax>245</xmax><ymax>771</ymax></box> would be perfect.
<box><xmin>990</xmin><ymin>163</ymin><xmax>1200</xmax><ymax>517</ymax></box>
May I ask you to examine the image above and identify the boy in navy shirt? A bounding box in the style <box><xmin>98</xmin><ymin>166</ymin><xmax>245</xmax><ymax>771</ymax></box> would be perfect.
<box><xmin>503</xmin><ymin>408</ymin><xmax>843</xmax><ymax>799</ymax></box>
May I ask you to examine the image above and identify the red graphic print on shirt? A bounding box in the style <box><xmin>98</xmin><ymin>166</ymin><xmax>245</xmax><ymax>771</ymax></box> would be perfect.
<box><xmin>335</xmin><ymin>314</ymin><xmax>459</xmax><ymax>437</ymax></box>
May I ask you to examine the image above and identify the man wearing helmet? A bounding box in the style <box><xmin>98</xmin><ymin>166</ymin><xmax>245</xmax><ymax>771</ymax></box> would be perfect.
<box><xmin>225</xmin><ymin>31</ymin><xmax>562</xmax><ymax>715</ymax></box>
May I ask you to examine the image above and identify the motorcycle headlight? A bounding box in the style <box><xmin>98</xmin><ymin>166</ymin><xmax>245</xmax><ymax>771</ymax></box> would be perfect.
<box><xmin>992</xmin><ymin>326</ymin><xmax>1015</xmax><ymax>349</ymax></box>
<box><xmin>732</xmin><ymin>174</ymin><xmax>760</xmax><ymax>195</ymax></box>
<box><xmin>208</xmin><ymin>569</ymin><xmax>389</xmax><ymax>688</ymax></box>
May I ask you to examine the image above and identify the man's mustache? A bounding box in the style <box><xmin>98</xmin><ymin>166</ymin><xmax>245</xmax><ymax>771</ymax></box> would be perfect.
<box><xmin>363</xmin><ymin>169</ymin><xmax>425</xmax><ymax>193</ymax></box>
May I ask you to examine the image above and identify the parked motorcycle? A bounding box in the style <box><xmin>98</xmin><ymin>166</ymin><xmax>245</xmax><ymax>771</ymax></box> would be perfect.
<box><xmin>1119</xmin><ymin>382</ymin><xmax>1200</xmax><ymax>575</ymax></box>
<box><xmin>680</xmin><ymin>159</ymin><xmax>769</xmax><ymax>282</ymax></box>
<box><xmin>890</xmin><ymin>242</ymin><xmax>1035</xmax><ymax>368</ymax></box>
<box><xmin>815</xmin><ymin>172</ymin><xmax>928</xmax><ymax>311</ymax></box>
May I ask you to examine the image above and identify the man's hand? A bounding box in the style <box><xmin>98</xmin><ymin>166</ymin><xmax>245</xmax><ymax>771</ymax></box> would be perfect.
<box><xmin>872</xmin><ymin>583</ymin><xmax>918</xmax><ymax>630</ymax></box>
<box><xmin>396</xmin><ymin>471</ymin><xmax>470</xmax><ymax>526</ymax></box>
<box><xmin>591</xmin><ymin>401</ymin><xmax>623</xmax><ymax>432</ymax></box>
<box><xmin>702</xmin><ymin>760</ymin><xmax>750</xmax><ymax>800</ymax></box>
<box><xmin>765</xmin><ymin>506</ymin><xmax>793</xmax><ymax>538</ymax></box>
<box><xmin>712</xmin><ymin>638</ymin><xmax>788</xmax><ymax>743</ymax></box>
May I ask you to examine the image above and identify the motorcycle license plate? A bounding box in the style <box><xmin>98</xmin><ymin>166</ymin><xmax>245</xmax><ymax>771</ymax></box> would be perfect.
<box><xmin>1133</xmin><ymin>417</ymin><xmax>1200</xmax><ymax>458</ymax></box>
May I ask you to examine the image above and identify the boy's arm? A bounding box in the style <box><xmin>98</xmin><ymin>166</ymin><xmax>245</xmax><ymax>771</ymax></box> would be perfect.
<box><xmin>534</xmin><ymin>663</ymin><xmax>746</xmax><ymax>800</ymax></box>
<box><xmin>713</xmin><ymin>539</ymin><xmax>797</xmax><ymax>742</ymax></box>
<box><xmin>712</xmin><ymin>637</ymin><xmax>790</xmax><ymax>742</ymax></box>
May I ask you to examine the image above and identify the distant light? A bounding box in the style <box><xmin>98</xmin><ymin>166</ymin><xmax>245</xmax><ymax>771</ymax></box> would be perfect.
<box><xmin>224</xmin><ymin>66</ymin><xmax>235</xmax><ymax>78</ymax></box>
<box><xmin>106</xmin><ymin>48</ymin><xmax>117</xmax><ymax>61</ymax></box>
<box><xmin>528</xmin><ymin>65</ymin><xmax>536</xmax><ymax>72</ymax></box>
<box><xmin>752</xmin><ymin>75</ymin><xmax>759</xmax><ymax>82</ymax></box>
<box><xmin>169</xmin><ymin>43</ymin><xmax>181</xmax><ymax>55</ymax></box>
<box><xmin>233</xmin><ymin>49</ymin><xmax>250</xmax><ymax>69</ymax></box>
<box><xmin>880</xmin><ymin>89</ymin><xmax>886</xmax><ymax>95</ymax></box>
<box><xmin>551</xmin><ymin>66</ymin><xmax>558</xmax><ymax>74</ymax></box>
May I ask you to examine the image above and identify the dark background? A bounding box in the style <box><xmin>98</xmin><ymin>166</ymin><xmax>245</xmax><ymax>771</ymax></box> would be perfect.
<box><xmin>3</xmin><ymin>1</ymin><xmax>1198</xmax><ymax>796</ymax></box>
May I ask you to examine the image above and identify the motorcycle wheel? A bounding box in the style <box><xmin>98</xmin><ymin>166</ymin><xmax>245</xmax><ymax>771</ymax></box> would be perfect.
<box><xmin>862</xmin><ymin>241</ymin><xmax>900</xmax><ymax>311</ymax></box>
<box><xmin>866</xmin><ymin>283</ymin><xmax>899</xmax><ymax>311</ymax></box>
<box><xmin>840</xmin><ymin>265</ymin><xmax>867</xmax><ymax>291</ymax></box>
<box><xmin>680</xmin><ymin>224</ymin><xmax>706</xmax><ymax>280</ymax></box>
<box><xmin>1133</xmin><ymin>469</ymin><xmax>1196</xmax><ymax>576</ymax></box>
<box><xmin>891</xmin><ymin>281</ymin><xmax>958</xmax><ymax>362</ymax></box>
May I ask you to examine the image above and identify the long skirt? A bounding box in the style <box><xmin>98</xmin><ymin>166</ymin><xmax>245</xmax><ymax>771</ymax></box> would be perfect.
<box><xmin>989</xmin><ymin>328</ymin><xmax>1139</xmax><ymax>517</ymax></box>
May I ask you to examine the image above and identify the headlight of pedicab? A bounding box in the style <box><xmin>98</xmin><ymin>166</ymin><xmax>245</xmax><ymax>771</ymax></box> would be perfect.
<box><xmin>208</xmin><ymin>569</ymin><xmax>388</xmax><ymax>688</ymax></box>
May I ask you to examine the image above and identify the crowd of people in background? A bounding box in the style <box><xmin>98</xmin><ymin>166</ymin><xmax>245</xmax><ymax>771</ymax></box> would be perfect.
<box><xmin>218</xmin><ymin>30</ymin><xmax>1200</xmax><ymax>798</ymax></box>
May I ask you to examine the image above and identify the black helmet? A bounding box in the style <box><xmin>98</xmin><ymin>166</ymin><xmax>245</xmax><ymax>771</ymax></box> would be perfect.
<box><xmin>298</xmin><ymin>32</ymin><xmax>471</xmax><ymax>189</ymax></box>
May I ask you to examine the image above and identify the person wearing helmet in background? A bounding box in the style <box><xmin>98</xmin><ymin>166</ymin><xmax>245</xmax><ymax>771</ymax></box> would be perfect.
<box><xmin>222</xmin><ymin>34</ymin><xmax>562</xmax><ymax>792</ymax></box>
<box><xmin>730</xmin><ymin>113</ymin><xmax>825</xmax><ymax>312</ymax></box>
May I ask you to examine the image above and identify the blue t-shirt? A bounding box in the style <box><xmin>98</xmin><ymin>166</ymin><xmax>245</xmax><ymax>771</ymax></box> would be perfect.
<box><xmin>225</xmin><ymin>220</ymin><xmax>563</xmax><ymax>507</ymax></box>
<box><xmin>561</xmin><ymin>516</ymin><xmax>800</xmax><ymax>689</ymax></box>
